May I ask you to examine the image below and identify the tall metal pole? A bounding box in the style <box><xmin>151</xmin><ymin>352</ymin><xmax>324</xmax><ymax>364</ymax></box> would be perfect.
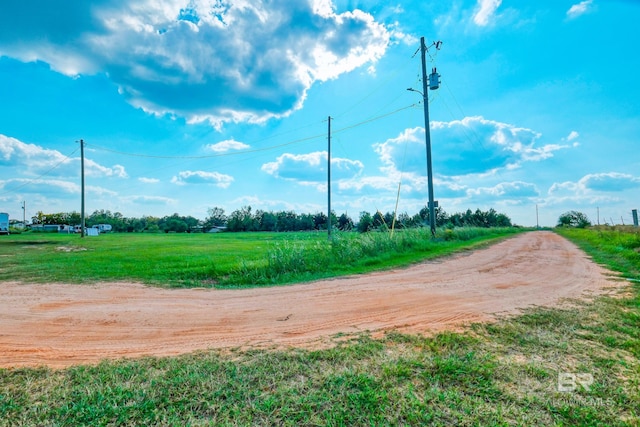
<box><xmin>80</xmin><ymin>139</ymin><xmax>86</xmax><ymax>238</ymax></box>
<box><xmin>420</xmin><ymin>37</ymin><xmax>436</xmax><ymax>237</ymax></box>
<box><xmin>327</xmin><ymin>116</ymin><xmax>332</xmax><ymax>240</ymax></box>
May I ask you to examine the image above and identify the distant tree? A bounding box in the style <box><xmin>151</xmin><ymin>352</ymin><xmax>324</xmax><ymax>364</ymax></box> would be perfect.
<box><xmin>141</xmin><ymin>216</ymin><xmax>161</xmax><ymax>232</ymax></box>
<box><xmin>205</xmin><ymin>207</ymin><xmax>227</xmax><ymax>228</ymax></box>
<box><xmin>337</xmin><ymin>213</ymin><xmax>354</xmax><ymax>231</ymax></box>
<box><xmin>31</xmin><ymin>212</ymin><xmax>67</xmax><ymax>225</ymax></box>
<box><xmin>383</xmin><ymin>212</ymin><xmax>395</xmax><ymax>228</ymax></box>
<box><xmin>417</xmin><ymin>206</ymin><xmax>448</xmax><ymax>227</ymax></box>
<box><xmin>313</xmin><ymin>212</ymin><xmax>328</xmax><ymax>230</ymax></box>
<box><xmin>557</xmin><ymin>211</ymin><xmax>591</xmax><ymax>228</ymax></box>
<box><xmin>395</xmin><ymin>212</ymin><xmax>413</xmax><ymax>229</ymax></box>
<box><xmin>256</xmin><ymin>210</ymin><xmax>277</xmax><ymax>231</ymax></box>
<box><xmin>298</xmin><ymin>213</ymin><xmax>315</xmax><ymax>231</ymax></box>
<box><xmin>227</xmin><ymin>206</ymin><xmax>258</xmax><ymax>232</ymax></box>
<box><xmin>357</xmin><ymin>211</ymin><xmax>374</xmax><ymax>233</ymax></box>
<box><xmin>158</xmin><ymin>213</ymin><xmax>200</xmax><ymax>233</ymax></box>
<box><xmin>372</xmin><ymin>211</ymin><xmax>387</xmax><ymax>230</ymax></box>
<box><xmin>31</xmin><ymin>211</ymin><xmax>45</xmax><ymax>225</ymax></box>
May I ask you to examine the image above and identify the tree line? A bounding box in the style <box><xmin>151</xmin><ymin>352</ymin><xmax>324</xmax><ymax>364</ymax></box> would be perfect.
<box><xmin>29</xmin><ymin>206</ymin><xmax>513</xmax><ymax>233</ymax></box>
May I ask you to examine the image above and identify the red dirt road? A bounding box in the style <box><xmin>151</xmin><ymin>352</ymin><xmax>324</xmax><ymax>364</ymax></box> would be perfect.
<box><xmin>0</xmin><ymin>231</ymin><xmax>622</xmax><ymax>368</ymax></box>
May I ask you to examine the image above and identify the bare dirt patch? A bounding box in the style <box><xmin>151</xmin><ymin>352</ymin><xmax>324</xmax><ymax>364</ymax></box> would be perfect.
<box><xmin>0</xmin><ymin>231</ymin><xmax>623</xmax><ymax>368</ymax></box>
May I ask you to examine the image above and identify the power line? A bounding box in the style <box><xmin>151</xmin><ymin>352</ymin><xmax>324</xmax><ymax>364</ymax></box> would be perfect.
<box><xmin>0</xmin><ymin>147</ymin><xmax>80</xmax><ymax>197</ymax></box>
<box><xmin>88</xmin><ymin>104</ymin><xmax>418</xmax><ymax>160</ymax></box>
<box><xmin>87</xmin><ymin>133</ymin><xmax>326</xmax><ymax>159</ymax></box>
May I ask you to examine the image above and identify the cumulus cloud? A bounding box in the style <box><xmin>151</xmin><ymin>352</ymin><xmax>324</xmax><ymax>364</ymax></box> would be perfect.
<box><xmin>374</xmin><ymin>117</ymin><xmax>572</xmax><ymax>177</ymax></box>
<box><xmin>473</xmin><ymin>0</ymin><xmax>502</xmax><ymax>26</ymax></box>
<box><xmin>0</xmin><ymin>1</ymin><xmax>391</xmax><ymax>127</ymax></box>
<box><xmin>0</xmin><ymin>178</ymin><xmax>79</xmax><ymax>196</ymax></box>
<box><xmin>580</xmin><ymin>172</ymin><xmax>640</xmax><ymax>192</ymax></box>
<box><xmin>567</xmin><ymin>0</ymin><xmax>593</xmax><ymax>19</ymax></box>
<box><xmin>261</xmin><ymin>151</ymin><xmax>364</xmax><ymax>185</ymax></box>
<box><xmin>467</xmin><ymin>181</ymin><xmax>539</xmax><ymax>204</ymax></box>
<box><xmin>171</xmin><ymin>170</ymin><xmax>234</xmax><ymax>187</ymax></box>
<box><xmin>0</xmin><ymin>178</ymin><xmax>116</xmax><ymax>199</ymax></box>
<box><xmin>0</xmin><ymin>134</ymin><xmax>127</xmax><ymax>179</ymax></box>
<box><xmin>206</xmin><ymin>139</ymin><xmax>250</xmax><ymax>153</ymax></box>
<box><xmin>549</xmin><ymin>172</ymin><xmax>640</xmax><ymax>198</ymax></box>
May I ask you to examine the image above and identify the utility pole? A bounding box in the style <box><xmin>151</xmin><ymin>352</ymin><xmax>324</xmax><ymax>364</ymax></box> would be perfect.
<box><xmin>21</xmin><ymin>200</ymin><xmax>26</xmax><ymax>227</ymax></box>
<box><xmin>327</xmin><ymin>116</ymin><xmax>332</xmax><ymax>240</ymax></box>
<box><xmin>79</xmin><ymin>139</ymin><xmax>86</xmax><ymax>238</ymax></box>
<box><xmin>408</xmin><ymin>37</ymin><xmax>441</xmax><ymax>237</ymax></box>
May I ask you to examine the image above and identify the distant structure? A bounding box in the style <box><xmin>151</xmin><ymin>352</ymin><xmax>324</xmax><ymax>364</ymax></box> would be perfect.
<box><xmin>0</xmin><ymin>212</ymin><xmax>9</xmax><ymax>235</ymax></box>
<box><xmin>633</xmin><ymin>209</ymin><xmax>638</xmax><ymax>227</ymax></box>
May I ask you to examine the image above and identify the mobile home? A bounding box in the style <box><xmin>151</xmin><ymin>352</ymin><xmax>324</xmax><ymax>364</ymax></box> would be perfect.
<box><xmin>92</xmin><ymin>224</ymin><xmax>112</xmax><ymax>233</ymax></box>
<box><xmin>0</xmin><ymin>213</ymin><xmax>9</xmax><ymax>235</ymax></box>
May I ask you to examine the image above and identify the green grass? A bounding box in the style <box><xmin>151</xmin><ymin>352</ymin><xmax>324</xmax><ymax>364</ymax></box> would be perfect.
<box><xmin>0</xmin><ymin>227</ymin><xmax>521</xmax><ymax>288</ymax></box>
<box><xmin>1</xmin><ymin>227</ymin><xmax>639</xmax><ymax>426</ymax></box>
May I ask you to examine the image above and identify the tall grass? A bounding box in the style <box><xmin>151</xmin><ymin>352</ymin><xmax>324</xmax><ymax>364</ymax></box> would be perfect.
<box><xmin>229</xmin><ymin>227</ymin><xmax>521</xmax><ymax>286</ymax></box>
<box><xmin>556</xmin><ymin>226</ymin><xmax>640</xmax><ymax>281</ymax></box>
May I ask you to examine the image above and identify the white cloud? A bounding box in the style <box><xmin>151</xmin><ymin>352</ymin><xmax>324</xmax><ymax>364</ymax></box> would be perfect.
<box><xmin>473</xmin><ymin>0</ymin><xmax>502</xmax><ymax>26</ymax></box>
<box><xmin>0</xmin><ymin>177</ymin><xmax>116</xmax><ymax>199</ymax></box>
<box><xmin>549</xmin><ymin>172</ymin><xmax>640</xmax><ymax>199</ymax></box>
<box><xmin>467</xmin><ymin>181</ymin><xmax>539</xmax><ymax>203</ymax></box>
<box><xmin>0</xmin><ymin>1</ymin><xmax>391</xmax><ymax>127</ymax></box>
<box><xmin>0</xmin><ymin>178</ymin><xmax>78</xmax><ymax>196</ymax></box>
<box><xmin>171</xmin><ymin>170</ymin><xmax>234</xmax><ymax>188</ymax></box>
<box><xmin>138</xmin><ymin>177</ymin><xmax>160</xmax><ymax>184</ymax></box>
<box><xmin>206</xmin><ymin>139</ymin><xmax>250</xmax><ymax>153</ymax></box>
<box><xmin>0</xmin><ymin>134</ymin><xmax>127</xmax><ymax>179</ymax></box>
<box><xmin>374</xmin><ymin>117</ymin><xmax>571</xmax><ymax>178</ymax></box>
<box><xmin>85</xmin><ymin>159</ymin><xmax>128</xmax><ymax>178</ymax></box>
<box><xmin>567</xmin><ymin>131</ymin><xmax>579</xmax><ymax>141</ymax></box>
<box><xmin>261</xmin><ymin>151</ymin><xmax>364</xmax><ymax>185</ymax></box>
<box><xmin>567</xmin><ymin>0</ymin><xmax>593</xmax><ymax>19</ymax></box>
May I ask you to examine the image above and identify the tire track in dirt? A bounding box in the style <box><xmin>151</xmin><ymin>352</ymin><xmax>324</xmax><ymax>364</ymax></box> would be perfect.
<box><xmin>0</xmin><ymin>231</ymin><xmax>623</xmax><ymax>368</ymax></box>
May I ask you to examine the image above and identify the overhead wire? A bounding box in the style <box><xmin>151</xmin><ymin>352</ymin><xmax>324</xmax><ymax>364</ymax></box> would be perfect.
<box><xmin>441</xmin><ymin>80</ymin><xmax>490</xmax><ymax>152</ymax></box>
<box><xmin>8</xmin><ymin>42</ymin><xmax>437</xmax><ymax>215</ymax></box>
<box><xmin>87</xmin><ymin>104</ymin><xmax>417</xmax><ymax>161</ymax></box>
<box><xmin>333</xmin><ymin>46</ymin><xmax>419</xmax><ymax>121</ymax></box>
<box><xmin>0</xmin><ymin>146</ymin><xmax>81</xmax><ymax>197</ymax></box>
<box><xmin>331</xmin><ymin>44</ymin><xmax>430</xmax><ymax>222</ymax></box>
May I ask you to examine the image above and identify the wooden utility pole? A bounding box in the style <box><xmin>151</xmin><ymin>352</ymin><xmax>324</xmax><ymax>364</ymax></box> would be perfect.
<box><xmin>80</xmin><ymin>139</ymin><xmax>86</xmax><ymax>238</ymax></box>
<box><xmin>327</xmin><ymin>116</ymin><xmax>332</xmax><ymax>240</ymax></box>
<box><xmin>407</xmin><ymin>37</ymin><xmax>441</xmax><ymax>237</ymax></box>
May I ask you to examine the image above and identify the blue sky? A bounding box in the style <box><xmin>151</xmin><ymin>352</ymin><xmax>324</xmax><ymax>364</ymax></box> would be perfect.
<box><xmin>0</xmin><ymin>0</ymin><xmax>638</xmax><ymax>227</ymax></box>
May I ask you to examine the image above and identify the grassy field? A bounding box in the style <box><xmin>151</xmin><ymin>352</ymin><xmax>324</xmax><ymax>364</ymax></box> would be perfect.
<box><xmin>0</xmin><ymin>227</ymin><xmax>521</xmax><ymax>287</ymax></box>
<box><xmin>1</xmin><ymin>227</ymin><xmax>639</xmax><ymax>426</ymax></box>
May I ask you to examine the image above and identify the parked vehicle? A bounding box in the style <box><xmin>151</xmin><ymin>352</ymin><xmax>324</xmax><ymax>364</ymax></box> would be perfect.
<box><xmin>0</xmin><ymin>212</ymin><xmax>9</xmax><ymax>235</ymax></box>
<box><xmin>92</xmin><ymin>224</ymin><xmax>112</xmax><ymax>233</ymax></box>
<box><xmin>58</xmin><ymin>225</ymin><xmax>76</xmax><ymax>234</ymax></box>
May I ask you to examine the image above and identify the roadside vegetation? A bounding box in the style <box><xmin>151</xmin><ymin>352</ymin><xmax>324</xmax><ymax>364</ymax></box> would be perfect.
<box><xmin>0</xmin><ymin>226</ymin><xmax>520</xmax><ymax>287</ymax></box>
<box><xmin>0</xmin><ymin>226</ymin><xmax>638</xmax><ymax>425</ymax></box>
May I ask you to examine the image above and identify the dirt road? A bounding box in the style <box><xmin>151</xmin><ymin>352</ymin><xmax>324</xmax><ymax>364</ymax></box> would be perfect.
<box><xmin>0</xmin><ymin>231</ymin><xmax>621</xmax><ymax>368</ymax></box>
